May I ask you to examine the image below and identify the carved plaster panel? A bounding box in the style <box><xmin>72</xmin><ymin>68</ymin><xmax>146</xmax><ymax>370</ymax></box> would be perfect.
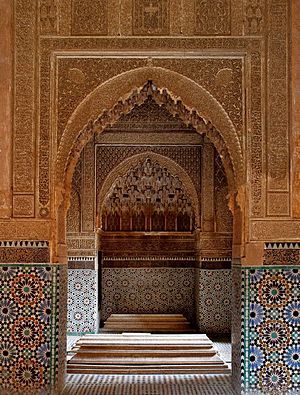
<box><xmin>133</xmin><ymin>0</ymin><xmax>169</xmax><ymax>35</ymax></box>
<box><xmin>56</xmin><ymin>58</ymin><xmax>243</xmax><ymax>146</ymax></box>
<box><xmin>244</xmin><ymin>0</ymin><xmax>264</xmax><ymax>35</ymax></box>
<box><xmin>39</xmin><ymin>0</ymin><xmax>58</xmax><ymax>35</ymax></box>
<box><xmin>71</xmin><ymin>0</ymin><xmax>108</xmax><ymax>36</ymax></box>
<box><xmin>266</xmin><ymin>0</ymin><xmax>290</xmax><ymax>212</ymax></box>
<box><xmin>195</xmin><ymin>0</ymin><xmax>231</xmax><ymax>36</ymax></box>
<box><xmin>0</xmin><ymin>221</ymin><xmax>51</xmax><ymax>241</ymax></box>
<box><xmin>14</xmin><ymin>0</ymin><xmax>36</xmax><ymax>199</ymax></box>
<box><xmin>13</xmin><ymin>195</ymin><xmax>35</xmax><ymax>218</ymax></box>
<box><xmin>214</xmin><ymin>152</ymin><xmax>233</xmax><ymax>233</ymax></box>
<box><xmin>82</xmin><ymin>138</ymin><xmax>95</xmax><ymax>232</ymax></box>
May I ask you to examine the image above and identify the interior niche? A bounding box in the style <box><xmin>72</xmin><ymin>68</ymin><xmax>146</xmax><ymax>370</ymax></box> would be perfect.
<box><xmin>66</xmin><ymin>92</ymin><xmax>233</xmax><ymax>332</ymax></box>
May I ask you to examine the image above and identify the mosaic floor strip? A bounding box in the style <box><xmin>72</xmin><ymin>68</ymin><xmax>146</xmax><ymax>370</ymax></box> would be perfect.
<box><xmin>63</xmin><ymin>374</ymin><xmax>234</xmax><ymax>395</ymax></box>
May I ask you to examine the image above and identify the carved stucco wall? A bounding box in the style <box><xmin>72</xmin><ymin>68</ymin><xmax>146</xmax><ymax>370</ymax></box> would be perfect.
<box><xmin>0</xmin><ymin>1</ymin><xmax>298</xmax><ymax>394</ymax></box>
<box><xmin>0</xmin><ymin>0</ymin><xmax>294</xmax><ymax>249</ymax></box>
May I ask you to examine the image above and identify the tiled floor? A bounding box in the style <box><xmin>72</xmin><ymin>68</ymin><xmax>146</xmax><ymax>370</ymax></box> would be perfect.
<box><xmin>64</xmin><ymin>335</ymin><xmax>233</xmax><ymax>395</ymax></box>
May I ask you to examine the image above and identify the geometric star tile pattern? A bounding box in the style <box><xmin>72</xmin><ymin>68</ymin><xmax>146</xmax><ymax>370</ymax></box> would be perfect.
<box><xmin>101</xmin><ymin>268</ymin><xmax>195</xmax><ymax>323</ymax></box>
<box><xmin>243</xmin><ymin>267</ymin><xmax>300</xmax><ymax>393</ymax></box>
<box><xmin>196</xmin><ymin>269</ymin><xmax>232</xmax><ymax>334</ymax></box>
<box><xmin>67</xmin><ymin>269</ymin><xmax>98</xmax><ymax>334</ymax></box>
<box><xmin>0</xmin><ymin>264</ymin><xmax>59</xmax><ymax>393</ymax></box>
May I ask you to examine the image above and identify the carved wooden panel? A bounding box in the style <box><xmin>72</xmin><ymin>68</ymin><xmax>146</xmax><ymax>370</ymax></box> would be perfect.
<box><xmin>133</xmin><ymin>0</ymin><xmax>169</xmax><ymax>35</ymax></box>
<box><xmin>101</xmin><ymin>158</ymin><xmax>195</xmax><ymax>232</ymax></box>
<box><xmin>195</xmin><ymin>0</ymin><xmax>231</xmax><ymax>36</ymax></box>
<box><xmin>71</xmin><ymin>0</ymin><xmax>108</xmax><ymax>35</ymax></box>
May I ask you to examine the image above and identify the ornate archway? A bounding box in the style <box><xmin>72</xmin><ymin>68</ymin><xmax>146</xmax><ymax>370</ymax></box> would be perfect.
<box><xmin>55</xmin><ymin>68</ymin><xmax>244</xmax><ymax>261</ymax></box>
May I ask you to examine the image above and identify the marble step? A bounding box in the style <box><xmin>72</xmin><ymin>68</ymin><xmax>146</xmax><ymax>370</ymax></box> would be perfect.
<box><xmin>102</xmin><ymin>313</ymin><xmax>195</xmax><ymax>333</ymax></box>
<box><xmin>69</xmin><ymin>355</ymin><xmax>225</xmax><ymax>364</ymax></box>
<box><xmin>106</xmin><ymin>314</ymin><xmax>188</xmax><ymax>321</ymax></box>
<box><xmin>71</xmin><ymin>349</ymin><xmax>217</xmax><ymax>357</ymax></box>
<box><xmin>67</xmin><ymin>364</ymin><xmax>231</xmax><ymax>375</ymax></box>
<box><xmin>67</xmin><ymin>321</ymin><xmax>230</xmax><ymax>375</ymax></box>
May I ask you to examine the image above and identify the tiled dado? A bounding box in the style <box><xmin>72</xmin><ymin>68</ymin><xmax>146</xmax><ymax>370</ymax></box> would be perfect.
<box><xmin>101</xmin><ymin>267</ymin><xmax>195</xmax><ymax>323</ymax></box>
<box><xmin>195</xmin><ymin>269</ymin><xmax>232</xmax><ymax>334</ymax></box>
<box><xmin>0</xmin><ymin>263</ymin><xmax>64</xmax><ymax>394</ymax></box>
<box><xmin>67</xmin><ymin>265</ymin><xmax>98</xmax><ymax>334</ymax></box>
<box><xmin>240</xmin><ymin>266</ymin><xmax>299</xmax><ymax>394</ymax></box>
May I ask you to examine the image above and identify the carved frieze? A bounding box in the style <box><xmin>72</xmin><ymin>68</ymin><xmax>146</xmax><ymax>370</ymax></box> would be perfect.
<box><xmin>66</xmin><ymin>237</ymin><xmax>95</xmax><ymax>250</ymax></box>
<box><xmin>133</xmin><ymin>0</ymin><xmax>169</xmax><ymax>35</ymax></box>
